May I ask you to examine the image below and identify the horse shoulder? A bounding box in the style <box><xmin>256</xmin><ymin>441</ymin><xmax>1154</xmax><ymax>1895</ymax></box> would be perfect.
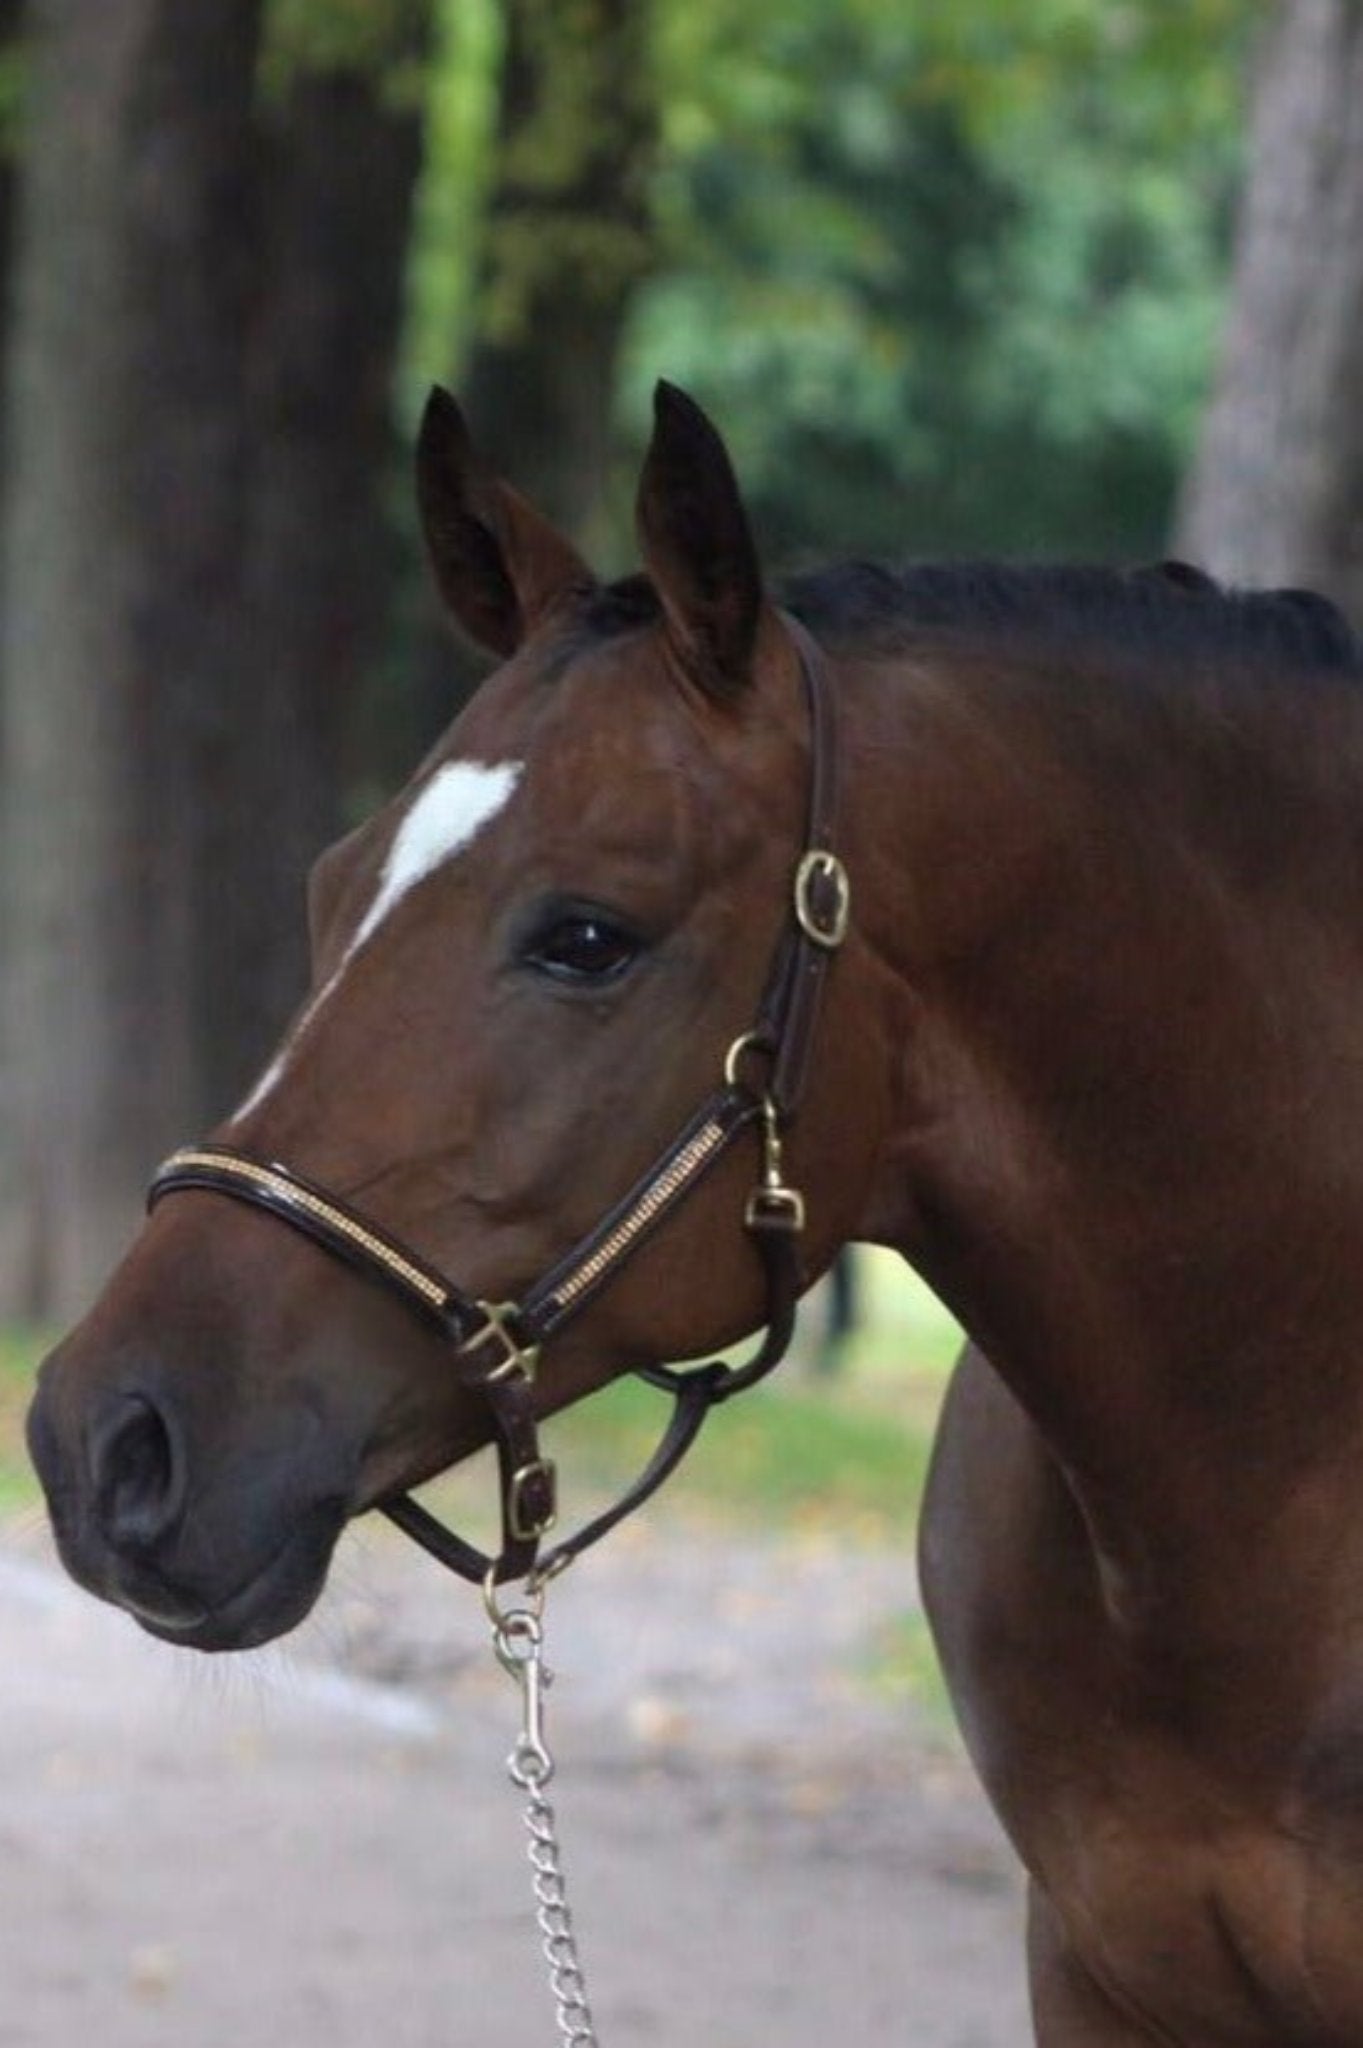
<box><xmin>922</xmin><ymin>1343</ymin><xmax>1363</xmax><ymax>2044</ymax></box>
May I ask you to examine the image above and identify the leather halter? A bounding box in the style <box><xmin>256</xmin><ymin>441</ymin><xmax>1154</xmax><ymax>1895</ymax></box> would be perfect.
<box><xmin>147</xmin><ymin>615</ymin><xmax>849</xmax><ymax>1589</ymax></box>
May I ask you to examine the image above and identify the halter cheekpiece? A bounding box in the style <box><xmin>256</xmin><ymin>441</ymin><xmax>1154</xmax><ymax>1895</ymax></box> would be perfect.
<box><xmin>147</xmin><ymin>615</ymin><xmax>849</xmax><ymax>1589</ymax></box>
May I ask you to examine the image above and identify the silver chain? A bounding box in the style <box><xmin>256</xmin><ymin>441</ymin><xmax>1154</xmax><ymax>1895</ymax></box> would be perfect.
<box><xmin>493</xmin><ymin>1602</ymin><xmax>601</xmax><ymax>2048</ymax></box>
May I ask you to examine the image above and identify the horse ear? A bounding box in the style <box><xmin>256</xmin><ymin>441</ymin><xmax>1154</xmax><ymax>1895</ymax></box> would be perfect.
<box><xmin>635</xmin><ymin>381</ymin><xmax>763</xmax><ymax>699</ymax></box>
<box><xmin>415</xmin><ymin>387</ymin><xmax>593</xmax><ymax>657</ymax></box>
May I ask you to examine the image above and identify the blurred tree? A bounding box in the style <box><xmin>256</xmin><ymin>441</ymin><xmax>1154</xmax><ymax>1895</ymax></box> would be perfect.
<box><xmin>392</xmin><ymin>0</ymin><xmax>660</xmax><ymax>774</ymax></box>
<box><xmin>400</xmin><ymin>0</ymin><xmax>1247</xmax><ymax>581</ymax></box>
<box><xmin>624</xmin><ymin>0</ymin><xmax>1245</xmax><ymax>566</ymax></box>
<box><xmin>0</xmin><ymin>0</ymin><xmax>27</xmax><ymax>475</ymax></box>
<box><xmin>464</xmin><ymin>0</ymin><xmax>658</xmax><ymax>553</ymax></box>
<box><xmin>400</xmin><ymin>0</ymin><xmax>499</xmax><ymax>416</ymax></box>
<box><xmin>0</xmin><ymin>0</ymin><xmax>430</xmax><ymax>1317</ymax></box>
<box><xmin>0</xmin><ymin>0</ymin><xmax>267</xmax><ymax>1316</ymax></box>
<box><xmin>219</xmin><ymin>2</ymin><xmax>431</xmax><ymax>1111</ymax></box>
<box><xmin>1176</xmin><ymin>0</ymin><xmax>1363</xmax><ymax>625</ymax></box>
<box><xmin>0</xmin><ymin>0</ymin><xmax>1290</xmax><ymax>1318</ymax></box>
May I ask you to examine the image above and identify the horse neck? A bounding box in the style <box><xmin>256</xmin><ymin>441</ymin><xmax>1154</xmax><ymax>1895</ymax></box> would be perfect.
<box><xmin>845</xmin><ymin>640</ymin><xmax>1363</xmax><ymax>1540</ymax></box>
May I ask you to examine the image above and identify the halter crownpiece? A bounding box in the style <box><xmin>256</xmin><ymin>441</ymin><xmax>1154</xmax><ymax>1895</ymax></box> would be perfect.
<box><xmin>147</xmin><ymin>612</ymin><xmax>848</xmax><ymax>1588</ymax></box>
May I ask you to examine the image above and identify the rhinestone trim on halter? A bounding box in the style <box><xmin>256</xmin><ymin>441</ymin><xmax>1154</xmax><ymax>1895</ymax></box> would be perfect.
<box><xmin>152</xmin><ymin>1150</ymin><xmax>453</xmax><ymax>1312</ymax></box>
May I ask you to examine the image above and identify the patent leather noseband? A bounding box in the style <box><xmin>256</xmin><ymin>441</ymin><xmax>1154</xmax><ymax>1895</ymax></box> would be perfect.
<box><xmin>147</xmin><ymin>616</ymin><xmax>849</xmax><ymax>1589</ymax></box>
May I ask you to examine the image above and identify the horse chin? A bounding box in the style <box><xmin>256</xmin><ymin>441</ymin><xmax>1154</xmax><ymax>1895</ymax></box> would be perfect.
<box><xmin>66</xmin><ymin>1494</ymin><xmax>349</xmax><ymax>1655</ymax></box>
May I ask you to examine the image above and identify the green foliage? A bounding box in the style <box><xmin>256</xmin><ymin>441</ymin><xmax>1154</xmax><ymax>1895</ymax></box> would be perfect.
<box><xmin>840</xmin><ymin>1251</ymin><xmax>964</xmax><ymax>1384</ymax></box>
<box><xmin>482</xmin><ymin>210</ymin><xmax>653</xmax><ymax>343</ymax></box>
<box><xmin>262</xmin><ymin>0</ymin><xmax>431</xmax><ymax>107</ymax></box>
<box><xmin>0</xmin><ymin>40</ymin><xmax>26</xmax><ymax>160</ymax></box>
<box><xmin>882</xmin><ymin>0</ymin><xmax>1258</xmax><ymax>141</ymax></box>
<box><xmin>475</xmin><ymin>0</ymin><xmax>656</xmax><ymax>349</ymax></box>
<box><xmin>618</xmin><ymin>0</ymin><xmax>1256</xmax><ymax>564</ymax></box>
<box><xmin>866</xmin><ymin>1607</ymin><xmax>955</xmax><ymax>1731</ymax></box>
<box><xmin>402</xmin><ymin>0</ymin><xmax>502</xmax><ymax>413</ymax></box>
<box><xmin>594</xmin><ymin>1368</ymin><xmax>933</xmax><ymax>1537</ymax></box>
<box><xmin>403</xmin><ymin>0</ymin><xmax>1259</xmax><ymax>564</ymax></box>
<box><xmin>497</xmin><ymin>2</ymin><xmax>640</xmax><ymax>195</ymax></box>
<box><xmin>0</xmin><ymin>1327</ymin><xmax>43</xmax><ymax>1513</ymax></box>
<box><xmin>402</xmin><ymin>0</ymin><xmax>657</xmax><ymax>406</ymax></box>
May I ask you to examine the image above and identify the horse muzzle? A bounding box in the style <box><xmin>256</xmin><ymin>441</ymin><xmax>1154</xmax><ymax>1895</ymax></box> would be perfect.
<box><xmin>26</xmin><ymin>1352</ymin><xmax>349</xmax><ymax>1652</ymax></box>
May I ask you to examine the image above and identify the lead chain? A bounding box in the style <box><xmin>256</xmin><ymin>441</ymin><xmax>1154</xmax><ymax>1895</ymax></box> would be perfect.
<box><xmin>493</xmin><ymin>1606</ymin><xmax>601</xmax><ymax>2048</ymax></box>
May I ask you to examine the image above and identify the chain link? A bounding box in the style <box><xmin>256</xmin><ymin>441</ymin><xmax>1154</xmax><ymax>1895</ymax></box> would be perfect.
<box><xmin>522</xmin><ymin>1781</ymin><xmax>599</xmax><ymax>2045</ymax></box>
<box><xmin>493</xmin><ymin>1604</ymin><xmax>602</xmax><ymax>2048</ymax></box>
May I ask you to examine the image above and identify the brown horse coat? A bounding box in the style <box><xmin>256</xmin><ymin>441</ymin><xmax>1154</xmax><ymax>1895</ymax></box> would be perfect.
<box><xmin>28</xmin><ymin>386</ymin><xmax>1363</xmax><ymax>2045</ymax></box>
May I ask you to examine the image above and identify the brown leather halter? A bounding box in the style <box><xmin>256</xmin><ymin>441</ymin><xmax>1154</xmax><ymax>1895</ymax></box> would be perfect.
<box><xmin>147</xmin><ymin>616</ymin><xmax>849</xmax><ymax>1589</ymax></box>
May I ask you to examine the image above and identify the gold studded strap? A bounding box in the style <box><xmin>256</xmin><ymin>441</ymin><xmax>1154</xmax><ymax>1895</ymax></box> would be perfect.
<box><xmin>148</xmin><ymin>1147</ymin><xmax>467</xmax><ymax>1323</ymax></box>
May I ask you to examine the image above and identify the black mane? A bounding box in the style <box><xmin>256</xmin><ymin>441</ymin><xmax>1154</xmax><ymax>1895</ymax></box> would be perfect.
<box><xmin>571</xmin><ymin>559</ymin><xmax>1361</xmax><ymax>680</ymax></box>
<box><xmin>784</xmin><ymin>558</ymin><xmax>1361</xmax><ymax>678</ymax></box>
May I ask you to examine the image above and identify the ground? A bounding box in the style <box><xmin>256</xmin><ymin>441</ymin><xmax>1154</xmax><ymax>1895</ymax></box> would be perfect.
<box><xmin>0</xmin><ymin>1505</ymin><xmax>1028</xmax><ymax>2047</ymax></box>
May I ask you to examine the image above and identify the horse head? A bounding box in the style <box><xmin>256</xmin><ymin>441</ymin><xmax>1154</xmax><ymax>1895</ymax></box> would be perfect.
<box><xmin>26</xmin><ymin>385</ymin><xmax>892</xmax><ymax>1649</ymax></box>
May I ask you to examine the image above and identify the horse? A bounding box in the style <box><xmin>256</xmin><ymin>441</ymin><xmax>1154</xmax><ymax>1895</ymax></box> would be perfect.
<box><xmin>25</xmin><ymin>380</ymin><xmax>1363</xmax><ymax>2045</ymax></box>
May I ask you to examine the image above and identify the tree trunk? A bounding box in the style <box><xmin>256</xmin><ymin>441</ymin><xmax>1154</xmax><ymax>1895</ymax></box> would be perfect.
<box><xmin>0</xmin><ymin>3</ymin><xmax>432</xmax><ymax>1318</ymax></box>
<box><xmin>0</xmin><ymin>0</ymin><xmax>29</xmax><ymax>480</ymax></box>
<box><xmin>208</xmin><ymin>36</ymin><xmax>430</xmax><ymax>1116</ymax></box>
<box><xmin>465</xmin><ymin>0</ymin><xmax>657</xmax><ymax>550</ymax></box>
<box><xmin>1175</xmin><ymin>0</ymin><xmax>1363</xmax><ymax>624</ymax></box>
<box><xmin>401</xmin><ymin>0</ymin><xmax>659</xmax><ymax>764</ymax></box>
<box><xmin>0</xmin><ymin>0</ymin><xmax>264</xmax><ymax>1316</ymax></box>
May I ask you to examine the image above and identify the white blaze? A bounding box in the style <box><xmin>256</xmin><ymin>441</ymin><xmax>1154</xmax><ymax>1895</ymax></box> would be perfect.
<box><xmin>349</xmin><ymin>759</ymin><xmax>522</xmax><ymax>954</ymax></box>
<box><xmin>233</xmin><ymin>758</ymin><xmax>522</xmax><ymax>1120</ymax></box>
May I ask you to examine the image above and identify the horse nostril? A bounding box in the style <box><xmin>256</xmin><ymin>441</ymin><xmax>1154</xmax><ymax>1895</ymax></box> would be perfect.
<box><xmin>89</xmin><ymin>1393</ymin><xmax>186</xmax><ymax>1552</ymax></box>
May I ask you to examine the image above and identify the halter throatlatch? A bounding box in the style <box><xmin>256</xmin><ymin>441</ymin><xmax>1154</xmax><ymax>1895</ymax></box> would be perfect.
<box><xmin>147</xmin><ymin>615</ymin><xmax>849</xmax><ymax>1588</ymax></box>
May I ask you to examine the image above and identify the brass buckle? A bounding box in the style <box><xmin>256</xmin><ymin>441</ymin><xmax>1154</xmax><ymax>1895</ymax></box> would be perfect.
<box><xmin>460</xmin><ymin>1300</ymin><xmax>541</xmax><ymax>1386</ymax></box>
<box><xmin>794</xmin><ymin>849</ymin><xmax>850</xmax><ymax>949</ymax></box>
<box><xmin>744</xmin><ymin>1184</ymin><xmax>807</xmax><ymax>1233</ymax></box>
<box><xmin>744</xmin><ymin>1095</ymin><xmax>806</xmax><ymax>1235</ymax></box>
<box><xmin>509</xmin><ymin>1458</ymin><xmax>559</xmax><ymax>1542</ymax></box>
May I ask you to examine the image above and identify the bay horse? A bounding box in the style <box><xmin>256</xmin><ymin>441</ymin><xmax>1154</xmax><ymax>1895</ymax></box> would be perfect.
<box><xmin>26</xmin><ymin>382</ymin><xmax>1363</xmax><ymax>2045</ymax></box>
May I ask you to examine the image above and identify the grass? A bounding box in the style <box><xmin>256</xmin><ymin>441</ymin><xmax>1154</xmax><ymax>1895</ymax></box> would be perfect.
<box><xmin>0</xmin><ymin>1251</ymin><xmax>964</xmax><ymax>1543</ymax></box>
<box><xmin>0</xmin><ymin>1325</ymin><xmax>45</xmax><ymax>1512</ymax></box>
<box><xmin>865</xmin><ymin>1607</ymin><xmax>959</xmax><ymax>1734</ymax></box>
<box><xmin>2</xmin><ymin>1256</ymin><xmax>964</xmax><ymax>1726</ymax></box>
<box><xmin>409</xmin><ymin>1249</ymin><xmax>963</xmax><ymax>1554</ymax></box>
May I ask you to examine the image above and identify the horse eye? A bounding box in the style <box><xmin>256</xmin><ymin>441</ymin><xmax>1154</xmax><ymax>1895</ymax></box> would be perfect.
<box><xmin>525</xmin><ymin>914</ymin><xmax>640</xmax><ymax>985</ymax></box>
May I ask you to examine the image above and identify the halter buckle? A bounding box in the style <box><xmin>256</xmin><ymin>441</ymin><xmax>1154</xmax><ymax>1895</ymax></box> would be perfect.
<box><xmin>794</xmin><ymin>849</ymin><xmax>850</xmax><ymax>949</ymax></box>
<box><xmin>461</xmin><ymin>1300</ymin><xmax>542</xmax><ymax>1386</ymax></box>
<box><xmin>508</xmin><ymin>1458</ymin><xmax>559</xmax><ymax>1542</ymax></box>
<box><xmin>744</xmin><ymin>1184</ymin><xmax>807</xmax><ymax>1233</ymax></box>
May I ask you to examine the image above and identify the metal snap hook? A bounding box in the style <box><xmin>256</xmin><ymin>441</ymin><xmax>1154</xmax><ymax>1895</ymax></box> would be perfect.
<box><xmin>490</xmin><ymin>1600</ymin><xmax>555</xmax><ymax>1789</ymax></box>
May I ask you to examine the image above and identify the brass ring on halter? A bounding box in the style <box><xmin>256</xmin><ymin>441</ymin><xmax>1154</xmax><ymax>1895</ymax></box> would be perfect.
<box><xmin>794</xmin><ymin>848</ymin><xmax>851</xmax><ymax>948</ymax></box>
<box><xmin>482</xmin><ymin>1561</ymin><xmax>546</xmax><ymax>1632</ymax></box>
<box><xmin>723</xmin><ymin>1029</ymin><xmax>773</xmax><ymax>1091</ymax></box>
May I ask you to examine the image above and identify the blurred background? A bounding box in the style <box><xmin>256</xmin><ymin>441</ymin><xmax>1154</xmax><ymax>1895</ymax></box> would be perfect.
<box><xmin>0</xmin><ymin>0</ymin><xmax>1361</xmax><ymax>1497</ymax></box>
<box><xmin>0</xmin><ymin>10</ymin><xmax>1360</xmax><ymax>2036</ymax></box>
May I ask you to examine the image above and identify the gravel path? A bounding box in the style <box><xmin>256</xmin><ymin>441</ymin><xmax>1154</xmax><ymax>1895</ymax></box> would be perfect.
<box><xmin>0</xmin><ymin>1508</ymin><xmax>1029</xmax><ymax>2047</ymax></box>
